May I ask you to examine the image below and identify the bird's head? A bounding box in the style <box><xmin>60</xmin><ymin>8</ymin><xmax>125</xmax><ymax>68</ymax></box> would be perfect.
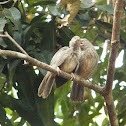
<box><xmin>80</xmin><ymin>38</ymin><xmax>94</xmax><ymax>50</ymax></box>
<box><xmin>69</xmin><ymin>36</ymin><xmax>81</xmax><ymax>48</ymax></box>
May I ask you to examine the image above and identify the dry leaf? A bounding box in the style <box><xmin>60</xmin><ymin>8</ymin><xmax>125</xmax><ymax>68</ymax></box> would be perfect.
<box><xmin>60</xmin><ymin>0</ymin><xmax>81</xmax><ymax>26</ymax></box>
<box><xmin>67</xmin><ymin>0</ymin><xmax>81</xmax><ymax>23</ymax></box>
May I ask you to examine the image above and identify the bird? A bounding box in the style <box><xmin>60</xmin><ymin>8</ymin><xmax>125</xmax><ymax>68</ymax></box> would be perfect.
<box><xmin>70</xmin><ymin>38</ymin><xmax>99</xmax><ymax>102</ymax></box>
<box><xmin>38</xmin><ymin>36</ymin><xmax>81</xmax><ymax>99</ymax></box>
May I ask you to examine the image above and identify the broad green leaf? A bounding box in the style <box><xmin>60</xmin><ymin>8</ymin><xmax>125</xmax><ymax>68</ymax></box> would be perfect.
<box><xmin>0</xmin><ymin>38</ymin><xmax>7</xmax><ymax>48</ymax></box>
<box><xmin>0</xmin><ymin>18</ymin><xmax>7</xmax><ymax>32</ymax></box>
<box><xmin>9</xmin><ymin>59</ymin><xmax>21</xmax><ymax>84</ymax></box>
<box><xmin>96</xmin><ymin>5</ymin><xmax>114</xmax><ymax>15</ymax></box>
<box><xmin>101</xmin><ymin>118</ymin><xmax>109</xmax><ymax>126</ymax></box>
<box><xmin>58</xmin><ymin>27</ymin><xmax>75</xmax><ymax>46</ymax></box>
<box><xmin>80</xmin><ymin>0</ymin><xmax>94</xmax><ymax>8</ymax></box>
<box><xmin>13</xmin><ymin>65</ymin><xmax>58</xmax><ymax>126</ymax></box>
<box><xmin>13</xmin><ymin>32</ymin><xmax>22</xmax><ymax>46</ymax></box>
<box><xmin>0</xmin><ymin>59</ymin><xmax>7</xmax><ymax>76</ymax></box>
<box><xmin>0</xmin><ymin>106</ymin><xmax>12</xmax><ymax>126</ymax></box>
<box><xmin>35</xmin><ymin>51</ymin><xmax>53</xmax><ymax>76</ymax></box>
<box><xmin>4</xmin><ymin>7</ymin><xmax>22</xmax><ymax>32</ymax></box>
<box><xmin>95</xmin><ymin>0</ymin><xmax>107</xmax><ymax>5</ymax></box>
<box><xmin>4</xmin><ymin>7</ymin><xmax>21</xmax><ymax>21</ymax></box>
<box><xmin>76</xmin><ymin>12</ymin><xmax>90</xmax><ymax>27</ymax></box>
<box><xmin>71</xmin><ymin>25</ymin><xmax>84</xmax><ymax>37</ymax></box>
<box><xmin>29</xmin><ymin>1</ymin><xmax>55</xmax><ymax>8</ymax></box>
<box><xmin>4</xmin><ymin>107</ymin><xmax>13</xmax><ymax>115</ymax></box>
<box><xmin>95</xmin><ymin>20</ymin><xmax>112</xmax><ymax>32</ymax></box>
<box><xmin>62</xmin><ymin>118</ymin><xmax>78</xmax><ymax>126</ymax></box>
<box><xmin>48</xmin><ymin>5</ymin><xmax>61</xmax><ymax>16</ymax></box>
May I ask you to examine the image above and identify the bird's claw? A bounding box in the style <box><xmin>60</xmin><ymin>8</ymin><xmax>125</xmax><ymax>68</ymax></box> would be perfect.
<box><xmin>70</xmin><ymin>73</ymin><xmax>75</xmax><ymax>81</ymax></box>
<box><xmin>57</xmin><ymin>67</ymin><xmax>61</xmax><ymax>76</ymax></box>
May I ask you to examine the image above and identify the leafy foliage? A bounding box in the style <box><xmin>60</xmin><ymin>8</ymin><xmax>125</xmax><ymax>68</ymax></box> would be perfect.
<box><xmin>0</xmin><ymin>0</ymin><xmax>126</xmax><ymax>126</ymax></box>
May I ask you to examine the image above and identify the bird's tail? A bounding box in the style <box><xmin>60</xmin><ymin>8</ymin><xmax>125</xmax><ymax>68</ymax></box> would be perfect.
<box><xmin>70</xmin><ymin>82</ymin><xmax>84</xmax><ymax>102</ymax></box>
<box><xmin>38</xmin><ymin>72</ymin><xmax>55</xmax><ymax>99</ymax></box>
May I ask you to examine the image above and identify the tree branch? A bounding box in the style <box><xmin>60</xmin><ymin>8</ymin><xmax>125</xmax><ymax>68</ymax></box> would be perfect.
<box><xmin>103</xmin><ymin>0</ymin><xmax>124</xmax><ymax>125</ymax></box>
<box><xmin>0</xmin><ymin>0</ymin><xmax>12</xmax><ymax>4</ymax></box>
<box><xmin>105</xmin><ymin>0</ymin><xmax>123</xmax><ymax>94</ymax></box>
<box><xmin>0</xmin><ymin>49</ymin><xmax>104</xmax><ymax>95</ymax></box>
<box><xmin>104</xmin><ymin>95</ymin><xmax>119</xmax><ymax>126</ymax></box>
<box><xmin>4</xmin><ymin>32</ymin><xmax>29</xmax><ymax>56</ymax></box>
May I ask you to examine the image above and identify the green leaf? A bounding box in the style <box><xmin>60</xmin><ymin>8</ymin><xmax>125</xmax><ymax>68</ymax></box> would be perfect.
<box><xmin>76</xmin><ymin>12</ymin><xmax>90</xmax><ymax>27</ymax></box>
<box><xmin>0</xmin><ymin>38</ymin><xmax>7</xmax><ymax>48</ymax></box>
<box><xmin>29</xmin><ymin>1</ymin><xmax>55</xmax><ymax>8</ymax></box>
<box><xmin>13</xmin><ymin>65</ymin><xmax>58</xmax><ymax>126</ymax></box>
<box><xmin>4</xmin><ymin>7</ymin><xmax>22</xmax><ymax>32</ymax></box>
<box><xmin>35</xmin><ymin>51</ymin><xmax>53</xmax><ymax>76</ymax></box>
<box><xmin>0</xmin><ymin>105</ymin><xmax>13</xmax><ymax>126</ymax></box>
<box><xmin>80</xmin><ymin>0</ymin><xmax>94</xmax><ymax>8</ymax></box>
<box><xmin>58</xmin><ymin>27</ymin><xmax>75</xmax><ymax>46</ymax></box>
<box><xmin>96</xmin><ymin>5</ymin><xmax>114</xmax><ymax>15</ymax></box>
<box><xmin>95</xmin><ymin>0</ymin><xmax>107</xmax><ymax>5</ymax></box>
<box><xmin>0</xmin><ymin>59</ymin><xmax>7</xmax><ymax>75</ymax></box>
<box><xmin>62</xmin><ymin>118</ymin><xmax>77</xmax><ymax>126</ymax></box>
<box><xmin>0</xmin><ymin>17</ymin><xmax>7</xmax><ymax>32</ymax></box>
<box><xmin>95</xmin><ymin>20</ymin><xmax>112</xmax><ymax>32</ymax></box>
<box><xmin>13</xmin><ymin>32</ymin><xmax>22</xmax><ymax>46</ymax></box>
<box><xmin>4</xmin><ymin>7</ymin><xmax>21</xmax><ymax>21</ymax></box>
<box><xmin>101</xmin><ymin>118</ymin><xmax>109</xmax><ymax>126</ymax></box>
<box><xmin>0</xmin><ymin>94</ymin><xmax>43</xmax><ymax>126</ymax></box>
<box><xmin>48</xmin><ymin>5</ymin><xmax>61</xmax><ymax>16</ymax></box>
<box><xmin>9</xmin><ymin>59</ymin><xmax>21</xmax><ymax>84</ymax></box>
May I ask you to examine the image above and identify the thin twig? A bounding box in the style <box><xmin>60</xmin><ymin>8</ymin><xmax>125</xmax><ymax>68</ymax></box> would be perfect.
<box><xmin>0</xmin><ymin>34</ymin><xmax>8</xmax><ymax>38</ymax></box>
<box><xmin>0</xmin><ymin>49</ymin><xmax>104</xmax><ymax>95</ymax></box>
<box><xmin>12</xmin><ymin>0</ymin><xmax>19</xmax><ymax>7</ymax></box>
<box><xmin>20</xmin><ymin>0</ymin><xmax>26</xmax><ymax>20</ymax></box>
<box><xmin>4</xmin><ymin>32</ymin><xmax>29</xmax><ymax>56</ymax></box>
<box><xmin>0</xmin><ymin>0</ymin><xmax>12</xmax><ymax>4</ymax></box>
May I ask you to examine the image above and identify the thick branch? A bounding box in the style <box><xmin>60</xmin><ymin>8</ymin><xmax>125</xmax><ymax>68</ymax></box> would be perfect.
<box><xmin>0</xmin><ymin>49</ymin><xmax>104</xmax><ymax>95</ymax></box>
<box><xmin>105</xmin><ymin>0</ymin><xmax>123</xmax><ymax>94</ymax></box>
<box><xmin>0</xmin><ymin>0</ymin><xmax>12</xmax><ymax>4</ymax></box>
<box><xmin>104</xmin><ymin>0</ymin><xmax>124</xmax><ymax>126</ymax></box>
<box><xmin>104</xmin><ymin>94</ymin><xmax>119</xmax><ymax>126</ymax></box>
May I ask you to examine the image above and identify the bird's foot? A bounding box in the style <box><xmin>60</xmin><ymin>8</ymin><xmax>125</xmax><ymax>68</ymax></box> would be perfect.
<box><xmin>70</xmin><ymin>73</ymin><xmax>75</xmax><ymax>81</ymax></box>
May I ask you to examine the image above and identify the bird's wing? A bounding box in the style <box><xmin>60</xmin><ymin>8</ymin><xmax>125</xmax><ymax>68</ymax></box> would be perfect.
<box><xmin>50</xmin><ymin>46</ymin><xmax>71</xmax><ymax>67</ymax></box>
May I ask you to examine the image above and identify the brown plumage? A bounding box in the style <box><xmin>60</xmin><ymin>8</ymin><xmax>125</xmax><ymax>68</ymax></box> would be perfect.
<box><xmin>70</xmin><ymin>38</ymin><xmax>99</xmax><ymax>102</ymax></box>
<box><xmin>38</xmin><ymin>36</ymin><xmax>81</xmax><ymax>99</ymax></box>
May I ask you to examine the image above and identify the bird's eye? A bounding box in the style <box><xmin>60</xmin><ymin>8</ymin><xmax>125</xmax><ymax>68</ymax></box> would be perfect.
<box><xmin>80</xmin><ymin>42</ymin><xmax>84</xmax><ymax>45</ymax></box>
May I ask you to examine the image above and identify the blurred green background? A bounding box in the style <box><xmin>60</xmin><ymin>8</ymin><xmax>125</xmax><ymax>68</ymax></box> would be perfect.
<box><xmin>0</xmin><ymin>0</ymin><xmax>126</xmax><ymax>125</ymax></box>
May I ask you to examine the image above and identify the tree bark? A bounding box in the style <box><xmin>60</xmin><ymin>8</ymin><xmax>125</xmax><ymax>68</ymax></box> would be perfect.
<box><xmin>104</xmin><ymin>0</ymin><xmax>124</xmax><ymax>125</ymax></box>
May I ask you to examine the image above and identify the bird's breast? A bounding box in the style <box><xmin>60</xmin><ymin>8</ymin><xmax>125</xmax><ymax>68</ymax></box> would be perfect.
<box><xmin>77</xmin><ymin>50</ymin><xmax>99</xmax><ymax>79</ymax></box>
